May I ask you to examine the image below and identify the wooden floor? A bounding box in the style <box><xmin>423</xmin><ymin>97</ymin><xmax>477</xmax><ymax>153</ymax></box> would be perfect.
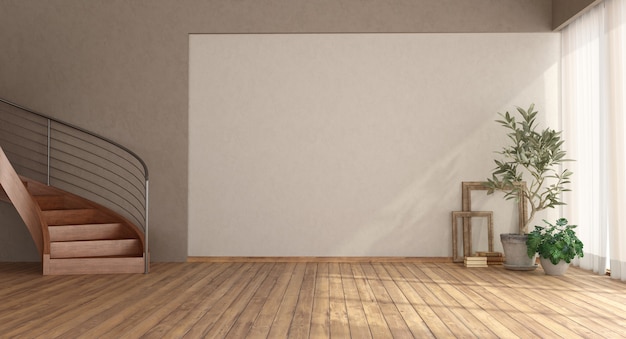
<box><xmin>1</xmin><ymin>261</ymin><xmax>625</xmax><ymax>338</ymax></box>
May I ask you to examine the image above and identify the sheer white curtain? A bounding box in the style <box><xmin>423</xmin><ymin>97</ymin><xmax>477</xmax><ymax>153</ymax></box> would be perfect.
<box><xmin>561</xmin><ymin>0</ymin><xmax>626</xmax><ymax>280</ymax></box>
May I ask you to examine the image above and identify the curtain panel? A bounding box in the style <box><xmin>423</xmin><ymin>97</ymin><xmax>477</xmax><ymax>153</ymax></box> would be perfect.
<box><xmin>561</xmin><ymin>0</ymin><xmax>626</xmax><ymax>280</ymax></box>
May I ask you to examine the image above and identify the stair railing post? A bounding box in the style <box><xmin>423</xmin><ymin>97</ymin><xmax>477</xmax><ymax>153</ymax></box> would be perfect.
<box><xmin>46</xmin><ymin>119</ymin><xmax>51</xmax><ymax>186</ymax></box>
<box><xmin>144</xmin><ymin>179</ymin><xmax>149</xmax><ymax>273</ymax></box>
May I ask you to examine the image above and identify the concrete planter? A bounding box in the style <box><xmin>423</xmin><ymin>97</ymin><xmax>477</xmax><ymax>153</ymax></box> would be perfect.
<box><xmin>500</xmin><ymin>233</ymin><xmax>537</xmax><ymax>270</ymax></box>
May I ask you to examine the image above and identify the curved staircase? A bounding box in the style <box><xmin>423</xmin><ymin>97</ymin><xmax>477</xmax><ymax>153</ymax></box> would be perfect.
<box><xmin>0</xmin><ymin>99</ymin><xmax>148</xmax><ymax>275</ymax></box>
<box><xmin>1</xmin><ymin>148</ymin><xmax>147</xmax><ymax>275</ymax></box>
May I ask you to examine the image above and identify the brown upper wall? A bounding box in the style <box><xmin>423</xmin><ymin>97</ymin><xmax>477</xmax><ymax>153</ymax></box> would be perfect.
<box><xmin>179</xmin><ymin>0</ymin><xmax>553</xmax><ymax>33</ymax></box>
<box><xmin>552</xmin><ymin>0</ymin><xmax>600</xmax><ymax>30</ymax></box>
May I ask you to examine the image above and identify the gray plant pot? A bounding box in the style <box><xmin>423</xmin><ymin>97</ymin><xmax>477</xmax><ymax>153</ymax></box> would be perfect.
<box><xmin>539</xmin><ymin>257</ymin><xmax>570</xmax><ymax>276</ymax></box>
<box><xmin>500</xmin><ymin>233</ymin><xmax>538</xmax><ymax>270</ymax></box>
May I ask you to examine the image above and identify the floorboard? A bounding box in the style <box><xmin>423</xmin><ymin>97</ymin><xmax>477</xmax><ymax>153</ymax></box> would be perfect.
<box><xmin>0</xmin><ymin>261</ymin><xmax>625</xmax><ymax>338</ymax></box>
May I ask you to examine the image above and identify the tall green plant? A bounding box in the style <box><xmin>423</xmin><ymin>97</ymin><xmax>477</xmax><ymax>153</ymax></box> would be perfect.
<box><xmin>485</xmin><ymin>104</ymin><xmax>573</xmax><ymax>233</ymax></box>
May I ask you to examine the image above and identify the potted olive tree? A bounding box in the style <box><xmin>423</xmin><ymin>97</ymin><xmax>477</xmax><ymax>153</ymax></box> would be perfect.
<box><xmin>484</xmin><ymin>104</ymin><xmax>573</xmax><ymax>270</ymax></box>
<box><xmin>526</xmin><ymin>218</ymin><xmax>584</xmax><ymax>275</ymax></box>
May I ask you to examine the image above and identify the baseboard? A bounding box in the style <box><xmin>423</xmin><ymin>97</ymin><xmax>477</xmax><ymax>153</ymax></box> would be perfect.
<box><xmin>187</xmin><ymin>256</ymin><xmax>453</xmax><ymax>263</ymax></box>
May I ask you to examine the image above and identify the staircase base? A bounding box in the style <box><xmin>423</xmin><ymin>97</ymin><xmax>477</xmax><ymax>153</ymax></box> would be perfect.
<box><xmin>43</xmin><ymin>254</ymin><xmax>146</xmax><ymax>275</ymax></box>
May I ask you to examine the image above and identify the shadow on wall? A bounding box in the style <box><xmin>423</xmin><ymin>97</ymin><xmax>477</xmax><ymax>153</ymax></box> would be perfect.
<box><xmin>343</xmin><ymin>85</ymin><xmax>559</xmax><ymax>257</ymax></box>
<box><xmin>342</xmin><ymin>141</ymin><xmax>463</xmax><ymax>256</ymax></box>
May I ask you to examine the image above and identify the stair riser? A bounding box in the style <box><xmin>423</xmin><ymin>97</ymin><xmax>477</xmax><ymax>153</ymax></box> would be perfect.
<box><xmin>50</xmin><ymin>239</ymin><xmax>142</xmax><ymax>259</ymax></box>
<box><xmin>48</xmin><ymin>223</ymin><xmax>132</xmax><ymax>242</ymax></box>
<box><xmin>33</xmin><ymin>195</ymin><xmax>87</xmax><ymax>210</ymax></box>
<box><xmin>42</xmin><ymin>209</ymin><xmax>116</xmax><ymax>225</ymax></box>
<box><xmin>44</xmin><ymin>256</ymin><xmax>145</xmax><ymax>275</ymax></box>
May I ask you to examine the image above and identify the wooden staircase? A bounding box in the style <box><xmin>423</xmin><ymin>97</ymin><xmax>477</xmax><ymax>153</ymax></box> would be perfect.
<box><xmin>0</xmin><ymin>98</ymin><xmax>149</xmax><ymax>275</ymax></box>
<box><xmin>0</xmin><ymin>153</ymin><xmax>147</xmax><ymax>275</ymax></box>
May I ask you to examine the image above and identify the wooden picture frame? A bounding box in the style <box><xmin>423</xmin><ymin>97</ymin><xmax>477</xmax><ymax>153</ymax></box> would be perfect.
<box><xmin>461</xmin><ymin>181</ymin><xmax>527</xmax><ymax>234</ymax></box>
<box><xmin>451</xmin><ymin>211</ymin><xmax>493</xmax><ymax>263</ymax></box>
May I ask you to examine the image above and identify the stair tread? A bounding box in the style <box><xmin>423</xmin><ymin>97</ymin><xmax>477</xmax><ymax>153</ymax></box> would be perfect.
<box><xmin>49</xmin><ymin>222</ymin><xmax>124</xmax><ymax>227</ymax></box>
<box><xmin>50</xmin><ymin>238</ymin><xmax>139</xmax><ymax>244</ymax></box>
<box><xmin>43</xmin><ymin>208</ymin><xmax>97</xmax><ymax>212</ymax></box>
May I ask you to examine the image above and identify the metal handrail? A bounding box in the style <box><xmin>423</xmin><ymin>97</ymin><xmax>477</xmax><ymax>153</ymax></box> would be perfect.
<box><xmin>0</xmin><ymin>98</ymin><xmax>149</xmax><ymax>273</ymax></box>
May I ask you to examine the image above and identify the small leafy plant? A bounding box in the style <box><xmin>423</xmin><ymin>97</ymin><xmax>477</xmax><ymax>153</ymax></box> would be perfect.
<box><xmin>526</xmin><ymin>218</ymin><xmax>584</xmax><ymax>265</ymax></box>
<box><xmin>485</xmin><ymin>104</ymin><xmax>573</xmax><ymax>233</ymax></box>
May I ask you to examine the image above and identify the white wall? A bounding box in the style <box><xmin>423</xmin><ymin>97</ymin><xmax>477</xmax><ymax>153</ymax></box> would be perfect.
<box><xmin>189</xmin><ymin>33</ymin><xmax>560</xmax><ymax>257</ymax></box>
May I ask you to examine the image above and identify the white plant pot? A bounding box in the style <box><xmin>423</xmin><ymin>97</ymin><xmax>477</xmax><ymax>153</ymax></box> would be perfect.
<box><xmin>540</xmin><ymin>257</ymin><xmax>570</xmax><ymax>276</ymax></box>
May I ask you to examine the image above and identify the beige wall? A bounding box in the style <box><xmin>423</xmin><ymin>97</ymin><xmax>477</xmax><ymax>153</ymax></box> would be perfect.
<box><xmin>189</xmin><ymin>33</ymin><xmax>560</xmax><ymax>257</ymax></box>
<box><xmin>0</xmin><ymin>0</ymin><xmax>558</xmax><ymax>261</ymax></box>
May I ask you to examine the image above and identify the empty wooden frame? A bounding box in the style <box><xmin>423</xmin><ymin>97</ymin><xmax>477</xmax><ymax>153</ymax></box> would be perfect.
<box><xmin>451</xmin><ymin>211</ymin><xmax>493</xmax><ymax>263</ymax></box>
<box><xmin>462</xmin><ymin>181</ymin><xmax>527</xmax><ymax>234</ymax></box>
